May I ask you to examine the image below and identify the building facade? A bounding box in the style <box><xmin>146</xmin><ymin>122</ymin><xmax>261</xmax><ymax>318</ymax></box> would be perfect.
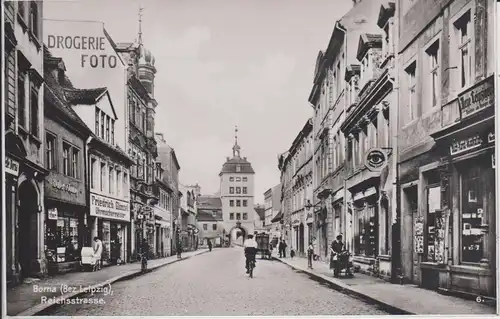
<box><xmin>220</xmin><ymin>131</ymin><xmax>256</xmax><ymax>244</ymax></box>
<box><xmin>197</xmin><ymin>196</ymin><xmax>224</xmax><ymax>247</ymax></box>
<box><xmin>5</xmin><ymin>0</ymin><xmax>48</xmax><ymax>285</ymax></box>
<box><xmin>266</xmin><ymin>183</ymin><xmax>282</xmax><ymax>246</ymax></box>
<box><xmin>179</xmin><ymin>184</ymin><xmax>199</xmax><ymax>251</ymax></box>
<box><xmin>155</xmin><ymin>133</ymin><xmax>181</xmax><ymax>254</ymax></box>
<box><xmin>277</xmin><ymin>151</ymin><xmax>292</xmax><ymax>248</ymax></box>
<box><xmin>397</xmin><ymin>0</ymin><xmax>496</xmax><ymax>297</ymax></box>
<box><xmin>43</xmin><ymin>48</ymin><xmax>93</xmax><ymax>273</ymax></box>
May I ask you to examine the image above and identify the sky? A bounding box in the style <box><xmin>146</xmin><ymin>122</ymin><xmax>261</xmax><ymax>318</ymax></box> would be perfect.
<box><xmin>44</xmin><ymin>0</ymin><xmax>353</xmax><ymax>203</ymax></box>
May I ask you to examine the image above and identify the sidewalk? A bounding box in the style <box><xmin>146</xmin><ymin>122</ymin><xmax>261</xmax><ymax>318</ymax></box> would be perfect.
<box><xmin>273</xmin><ymin>254</ymin><xmax>496</xmax><ymax>315</ymax></box>
<box><xmin>7</xmin><ymin>249</ymin><xmax>210</xmax><ymax>316</ymax></box>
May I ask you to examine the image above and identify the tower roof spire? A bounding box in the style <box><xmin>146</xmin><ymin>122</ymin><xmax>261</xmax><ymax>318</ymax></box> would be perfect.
<box><xmin>232</xmin><ymin>125</ymin><xmax>241</xmax><ymax>158</ymax></box>
<box><xmin>138</xmin><ymin>6</ymin><xmax>144</xmax><ymax>45</ymax></box>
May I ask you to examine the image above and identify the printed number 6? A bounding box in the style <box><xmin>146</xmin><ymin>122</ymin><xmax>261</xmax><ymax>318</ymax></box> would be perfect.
<box><xmin>476</xmin><ymin>296</ymin><xmax>483</xmax><ymax>303</ymax></box>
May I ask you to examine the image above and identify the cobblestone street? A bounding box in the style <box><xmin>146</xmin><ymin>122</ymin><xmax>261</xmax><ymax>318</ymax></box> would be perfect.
<box><xmin>44</xmin><ymin>248</ymin><xmax>389</xmax><ymax>316</ymax></box>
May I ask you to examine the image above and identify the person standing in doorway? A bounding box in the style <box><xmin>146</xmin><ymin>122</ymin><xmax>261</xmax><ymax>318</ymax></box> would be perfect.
<box><xmin>207</xmin><ymin>239</ymin><xmax>212</xmax><ymax>252</ymax></box>
<box><xmin>93</xmin><ymin>237</ymin><xmax>103</xmax><ymax>271</ymax></box>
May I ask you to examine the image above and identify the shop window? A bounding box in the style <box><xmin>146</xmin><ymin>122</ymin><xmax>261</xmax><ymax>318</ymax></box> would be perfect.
<box><xmin>425</xmin><ymin>180</ymin><xmax>443</xmax><ymax>263</ymax></box>
<box><xmin>212</xmin><ymin>224</ymin><xmax>217</xmax><ymax>231</ymax></box>
<box><xmin>45</xmin><ymin>132</ymin><xmax>56</xmax><ymax>170</ymax></box>
<box><xmin>230</xmin><ymin>213</ymin><xmax>234</xmax><ymax>220</ymax></box>
<box><xmin>243</xmin><ymin>200</ymin><xmax>248</xmax><ymax>207</ymax></box>
<box><xmin>243</xmin><ymin>213</ymin><xmax>248</xmax><ymax>220</ymax></box>
<box><xmin>230</xmin><ymin>200</ymin><xmax>234</xmax><ymax>207</ymax></box>
<box><xmin>354</xmin><ymin>201</ymin><xmax>378</xmax><ymax>257</ymax></box>
<box><xmin>46</xmin><ymin>213</ymin><xmax>79</xmax><ymax>263</ymax></box>
<box><xmin>461</xmin><ymin>166</ymin><xmax>484</xmax><ymax>263</ymax></box>
<box><xmin>236</xmin><ymin>187</ymin><xmax>241</xmax><ymax>194</ymax></box>
<box><xmin>203</xmin><ymin>224</ymin><xmax>208</xmax><ymax>231</ymax></box>
<box><xmin>236</xmin><ymin>200</ymin><xmax>241</xmax><ymax>207</ymax></box>
<box><xmin>18</xmin><ymin>73</ymin><xmax>26</xmax><ymax>128</ymax></box>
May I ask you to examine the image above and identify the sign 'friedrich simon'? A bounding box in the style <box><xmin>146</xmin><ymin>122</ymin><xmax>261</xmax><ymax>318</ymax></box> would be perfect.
<box><xmin>90</xmin><ymin>194</ymin><xmax>129</xmax><ymax>220</ymax></box>
<box><xmin>47</xmin><ymin>35</ymin><xmax>117</xmax><ymax>68</ymax></box>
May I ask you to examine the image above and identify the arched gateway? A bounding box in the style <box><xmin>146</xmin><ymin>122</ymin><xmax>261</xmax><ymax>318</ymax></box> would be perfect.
<box><xmin>228</xmin><ymin>221</ymin><xmax>248</xmax><ymax>246</ymax></box>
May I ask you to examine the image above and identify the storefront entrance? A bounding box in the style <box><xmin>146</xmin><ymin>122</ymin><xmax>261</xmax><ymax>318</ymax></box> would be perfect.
<box><xmin>18</xmin><ymin>181</ymin><xmax>39</xmax><ymax>278</ymax></box>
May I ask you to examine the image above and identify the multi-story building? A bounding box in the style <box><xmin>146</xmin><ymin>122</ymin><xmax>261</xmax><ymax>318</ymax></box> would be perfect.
<box><xmin>220</xmin><ymin>129</ymin><xmax>256</xmax><ymax>244</ymax></box>
<box><xmin>264</xmin><ymin>188</ymin><xmax>274</xmax><ymax>232</ymax></box>
<box><xmin>43</xmin><ymin>19</ymin><xmax>133</xmax><ymax>264</ymax></box>
<box><xmin>308</xmin><ymin>0</ymin><xmax>386</xmax><ymax>262</ymax></box>
<box><xmin>5</xmin><ymin>1</ymin><xmax>48</xmax><ymax>284</ymax></box>
<box><xmin>155</xmin><ymin>133</ymin><xmax>181</xmax><ymax>254</ymax></box>
<box><xmin>43</xmin><ymin>48</ymin><xmax>94</xmax><ymax>273</ymax></box>
<box><xmin>197</xmin><ymin>195</ymin><xmax>224</xmax><ymax>247</ymax></box>
<box><xmin>397</xmin><ymin>0</ymin><xmax>496</xmax><ymax>297</ymax></box>
<box><xmin>151</xmin><ymin>161</ymin><xmax>172</xmax><ymax>257</ymax></box>
<box><xmin>340</xmin><ymin>0</ymin><xmax>397</xmax><ymax>280</ymax></box>
<box><xmin>288</xmin><ymin>119</ymin><xmax>314</xmax><ymax>257</ymax></box>
<box><xmin>277</xmin><ymin>151</ymin><xmax>292</xmax><ymax>247</ymax></box>
<box><xmin>266</xmin><ymin>183</ymin><xmax>282</xmax><ymax>246</ymax></box>
<box><xmin>254</xmin><ymin>204</ymin><xmax>266</xmax><ymax>232</ymax></box>
<box><xmin>179</xmin><ymin>184</ymin><xmax>199</xmax><ymax>251</ymax></box>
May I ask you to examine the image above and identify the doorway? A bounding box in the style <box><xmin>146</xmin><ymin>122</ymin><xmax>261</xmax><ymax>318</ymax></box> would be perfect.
<box><xmin>299</xmin><ymin>223</ymin><xmax>305</xmax><ymax>255</ymax></box>
<box><xmin>17</xmin><ymin>181</ymin><xmax>39</xmax><ymax>278</ymax></box>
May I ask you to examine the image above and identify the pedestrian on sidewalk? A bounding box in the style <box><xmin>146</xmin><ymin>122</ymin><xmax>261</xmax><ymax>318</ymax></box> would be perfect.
<box><xmin>307</xmin><ymin>242</ymin><xmax>314</xmax><ymax>269</ymax></box>
<box><xmin>208</xmin><ymin>239</ymin><xmax>212</xmax><ymax>252</ymax></box>
<box><xmin>330</xmin><ymin>235</ymin><xmax>344</xmax><ymax>277</ymax></box>
<box><xmin>282</xmin><ymin>240</ymin><xmax>288</xmax><ymax>258</ymax></box>
<box><xmin>93</xmin><ymin>237</ymin><xmax>103</xmax><ymax>271</ymax></box>
<box><xmin>278</xmin><ymin>240</ymin><xmax>284</xmax><ymax>258</ymax></box>
<box><xmin>177</xmin><ymin>241</ymin><xmax>183</xmax><ymax>259</ymax></box>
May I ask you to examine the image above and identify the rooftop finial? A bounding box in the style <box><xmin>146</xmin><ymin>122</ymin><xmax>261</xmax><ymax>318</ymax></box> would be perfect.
<box><xmin>232</xmin><ymin>125</ymin><xmax>241</xmax><ymax>157</ymax></box>
<box><xmin>138</xmin><ymin>6</ymin><xmax>144</xmax><ymax>45</ymax></box>
<box><xmin>235</xmin><ymin>125</ymin><xmax>238</xmax><ymax>145</ymax></box>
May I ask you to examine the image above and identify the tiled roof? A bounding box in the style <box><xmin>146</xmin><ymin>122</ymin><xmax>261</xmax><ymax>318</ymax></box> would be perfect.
<box><xmin>254</xmin><ymin>207</ymin><xmax>266</xmax><ymax>221</ymax></box>
<box><xmin>197</xmin><ymin>196</ymin><xmax>222</xmax><ymax>209</ymax></box>
<box><xmin>220</xmin><ymin>157</ymin><xmax>255</xmax><ymax>175</ymax></box>
<box><xmin>64</xmin><ymin>87</ymin><xmax>108</xmax><ymax>105</ymax></box>
<box><xmin>197</xmin><ymin>209</ymin><xmax>223</xmax><ymax>222</ymax></box>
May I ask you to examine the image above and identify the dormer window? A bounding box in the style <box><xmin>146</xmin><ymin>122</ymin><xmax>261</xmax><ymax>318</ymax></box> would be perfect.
<box><xmin>236</xmin><ymin>165</ymin><xmax>241</xmax><ymax>172</ymax></box>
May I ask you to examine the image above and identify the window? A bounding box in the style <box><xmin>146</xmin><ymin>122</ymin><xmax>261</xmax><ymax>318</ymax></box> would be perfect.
<box><xmin>100</xmin><ymin>162</ymin><xmax>106</xmax><ymax>191</ymax></box>
<box><xmin>117</xmin><ymin>170</ymin><xmax>122</xmax><ymax>196</ymax></box>
<box><xmin>236</xmin><ymin>165</ymin><xmax>241</xmax><ymax>172</ymax></box>
<box><xmin>243</xmin><ymin>177</ymin><xmax>248</xmax><ymax>182</ymax></box>
<box><xmin>142</xmin><ymin>109</ymin><xmax>146</xmax><ymax>131</ymax></box>
<box><xmin>95</xmin><ymin>109</ymin><xmax>100</xmax><ymax>136</ymax></box>
<box><xmin>45</xmin><ymin>213</ymin><xmax>79</xmax><ymax>263</ymax></box>
<box><xmin>405</xmin><ymin>61</ymin><xmax>417</xmax><ymax>123</ymax></box>
<box><xmin>243</xmin><ymin>200</ymin><xmax>247</xmax><ymax>207</ymax></box>
<box><xmin>62</xmin><ymin>143</ymin><xmax>70</xmax><ymax>175</ymax></box>
<box><xmin>18</xmin><ymin>73</ymin><xmax>26</xmax><ymax>128</ymax></box>
<box><xmin>123</xmin><ymin>172</ymin><xmax>128</xmax><ymax>198</ymax></box>
<box><xmin>230</xmin><ymin>200</ymin><xmax>234</xmax><ymax>207</ymax></box>
<box><xmin>111</xmin><ymin>120</ymin><xmax>115</xmax><ymax>144</ymax></box>
<box><xmin>243</xmin><ymin>213</ymin><xmax>248</xmax><ymax>220</ymax></box>
<box><xmin>29</xmin><ymin>86</ymin><xmax>39</xmax><ymax>137</ymax></box>
<box><xmin>128</xmin><ymin>95</ymin><xmax>134</xmax><ymax>124</ymax></box>
<box><xmin>229</xmin><ymin>187</ymin><xmax>234</xmax><ymax>194</ymax></box>
<box><xmin>424</xmin><ymin>173</ymin><xmax>441</xmax><ymax>262</ymax></box>
<box><xmin>71</xmin><ymin>149</ymin><xmax>79</xmax><ymax>178</ymax></box>
<box><xmin>229</xmin><ymin>177</ymin><xmax>234</xmax><ymax>182</ymax></box>
<box><xmin>236</xmin><ymin>213</ymin><xmax>241</xmax><ymax>220</ymax></box>
<box><xmin>106</xmin><ymin>117</ymin><xmax>110</xmax><ymax>142</ymax></box>
<box><xmin>46</xmin><ymin>133</ymin><xmax>56</xmax><ymax>170</ymax></box>
<box><xmin>336</xmin><ymin>62</ymin><xmax>341</xmax><ymax>98</ymax></box>
<box><xmin>90</xmin><ymin>158</ymin><xmax>97</xmax><ymax>189</ymax></box>
<box><xmin>236</xmin><ymin>200</ymin><xmax>241</xmax><ymax>207</ymax></box>
<box><xmin>109</xmin><ymin>167</ymin><xmax>114</xmax><ymax>194</ymax></box>
<box><xmin>461</xmin><ymin>166</ymin><xmax>484</xmax><ymax>263</ymax></box>
<box><xmin>29</xmin><ymin>1</ymin><xmax>39</xmax><ymax>38</ymax></box>
<box><xmin>454</xmin><ymin>10</ymin><xmax>472</xmax><ymax>89</ymax></box>
<box><xmin>212</xmin><ymin>224</ymin><xmax>217</xmax><ymax>231</ymax></box>
<box><xmin>243</xmin><ymin>187</ymin><xmax>247</xmax><ymax>194</ymax></box>
<box><xmin>236</xmin><ymin>187</ymin><xmax>241</xmax><ymax>194</ymax></box>
<box><xmin>203</xmin><ymin>224</ymin><xmax>208</xmax><ymax>231</ymax></box>
<box><xmin>18</xmin><ymin>1</ymin><xmax>26</xmax><ymax>20</ymax></box>
<box><xmin>230</xmin><ymin>213</ymin><xmax>234</xmax><ymax>220</ymax></box>
<box><xmin>426</xmin><ymin>40</ymin><xmax>440</xmax><ymax>109</ymax></box>
<box><xmin>100</xmin><ymin>112</ymin><xmax>105</xmax><ymax>139</ymax></box>
<box><xmin>235</xmin><ymin>177</ymin><xmax>241</xmax><ymax>182</ymax></box>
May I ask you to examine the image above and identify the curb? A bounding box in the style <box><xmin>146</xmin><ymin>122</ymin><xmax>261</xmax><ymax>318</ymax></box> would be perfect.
<box><xmin>272</xmin><ymin>256</ymin><xmax>413</xmax><ymax>315</ymax></box>
<box><xmin>17</xmin><ymin>250</ymin><xmax>211</xmax><ymax>316</ymax></box>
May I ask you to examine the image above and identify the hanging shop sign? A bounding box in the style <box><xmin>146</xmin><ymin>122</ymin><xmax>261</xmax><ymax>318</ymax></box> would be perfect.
<box><xmin>449</xmin><ymin>135</ymin><xmax>483</xmax><ymax>156</ymax></box>
<box><xmin>365</xmin><ymin>148</ymin><xmax>388</xmax><ymax>172</ymax></box>
<box><xmin>90</xmin><ymin>193</ymin><xmax>130</xmax><ymax>222</ymax></box>
<box><xmin>5</xmin><ymin>156</ymin><xmax>20</xmax><ymax>176</ymax></box>
<box><xmin>414</xmin><ymin>217</ymin><xmax>424</xmax><ymax>254</ymax></box>
<box><xmin>458</xmin><ymin>76</ymin><xmax>494</xmax><ymax>119</ymax></box>
<box><xmin>48</xmin><ymin>208</ymin><xmax>58</xmax><ymax>220</ymax></box>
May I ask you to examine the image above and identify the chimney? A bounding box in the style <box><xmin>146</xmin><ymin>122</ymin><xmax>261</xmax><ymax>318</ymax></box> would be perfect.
<box><xmin>226</xmin><ymin>157</ymin><xmax>230</xmax><ymax>161</ymax></box>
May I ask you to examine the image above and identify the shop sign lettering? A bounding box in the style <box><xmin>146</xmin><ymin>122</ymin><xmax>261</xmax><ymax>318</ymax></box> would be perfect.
<box><xmin>50</xmin><ymin>179</ymin><xmax>79</xmax><ymax>195</ymax></box>
<box><xmin>449</xmin><ymin>135</ymin><xmax>483</xmax><ymax>156</ymax></box>
<box><xmin>90</xmin><ymin>193</ymin><xmax>130</xmax><ymax>222</ymax></box>
<box><xmin>48</xmin><ymin>208</ymin><xmax>58</xmax><ymax>220</ymax></box>
<box><xmin>488</xmin><ymin>132</ymin><xmax>495</xmax><ymax>143</ymax></box>
<box><xmin>47</xmin><ymin>35</ymin><xmax>117</xmax><ymax>68</ymax></box>
<box><xmin>5</xmin><ymin>157</ymin><xmax>19</xmax><ymax>176</ymax></box>
<box><xmin>458</xmin><ymin>76</ymin><xmax>494</xmax><ymax>119</ymax></box>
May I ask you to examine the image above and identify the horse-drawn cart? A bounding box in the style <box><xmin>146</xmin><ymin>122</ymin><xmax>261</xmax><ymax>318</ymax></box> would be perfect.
<box><xmin>255</xmin><ymin>233</ymin><xmax>271</xmax><ymax>259</ymax></box>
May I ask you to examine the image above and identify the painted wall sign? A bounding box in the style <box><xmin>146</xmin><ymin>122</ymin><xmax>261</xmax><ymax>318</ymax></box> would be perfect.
<box><xmin>45</xmin><ymin>174</ymin><xmax>86</xmax><ymax>205</ymax></box>
<box><xmin>365</xmin><ymin>148</ymin><xmax>388</xmax><ymax>172</ymax></box>
<box><xmin>46</xmin><ymin>35</ymin><xmax>117</xmax><ymax>68</ymax></box>
<box><xmin>449</xmin><ymin>135</ymin><xmax>483</xmax><ymax>156</ymax></box>
<box><xmin>49</xmin><ymin>179</ymin><xmax>79</xmax><ymax>195</ymax></box>
<box><xmin>458</xmin><ymin>76</ymin><xmax>494</xmax><ymax>119</ymax></box>
<box><xmin>5</xmin><ymin>157</ymin><xmax>20</xmax><ymax>176</ymax></box>
<box><xmin>48</xmin><ymin>208</ymin><xmax>58</xmax><ymax>220</ymax></box>
<box><xmin>90</xmin><ymin>193</ymin><xmax>130</xmax><ymax>222</ymax></box>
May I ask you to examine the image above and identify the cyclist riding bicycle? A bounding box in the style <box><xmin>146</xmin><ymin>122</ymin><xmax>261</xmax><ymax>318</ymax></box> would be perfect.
<box><xmin>244</xmin><ymin>234</ymin><xmax>258</xmax><ymax>274</ymax></box>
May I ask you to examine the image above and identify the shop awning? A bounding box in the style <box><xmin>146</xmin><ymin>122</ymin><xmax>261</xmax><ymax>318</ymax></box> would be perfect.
<box><xmin>271</xmin><ymin>211</ymin><xmax>283</xmax><ymax>223</ymax></box>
